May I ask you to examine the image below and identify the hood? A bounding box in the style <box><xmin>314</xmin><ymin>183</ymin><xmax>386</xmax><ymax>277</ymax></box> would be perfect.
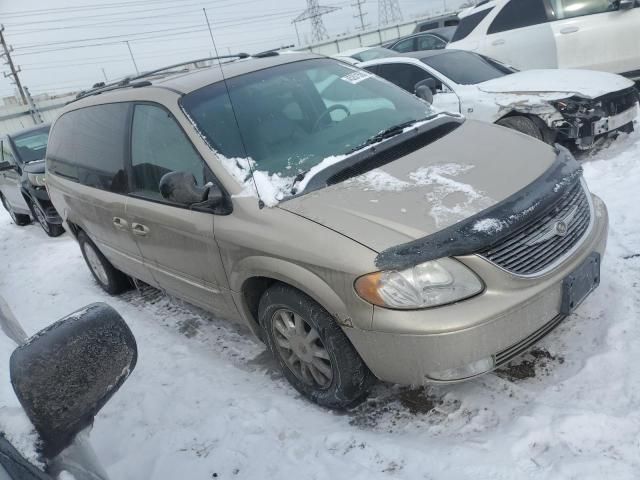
<box><xmin>478</xmin><ymin>69</ymin><xmax>634</xmax><ymax>99</ymax></box>
<box><xmin>23</xmin><ymin>159</ymin><xmax>45</xmax><ymax>174</ymax></box>
<box><xmin>280</xmin><ymin>120</ymin><xmax>557</xmax><ymax>252</ymax></box>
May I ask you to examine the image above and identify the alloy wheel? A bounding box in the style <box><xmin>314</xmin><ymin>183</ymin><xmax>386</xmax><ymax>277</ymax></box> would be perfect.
<box><xmin>83</xmin><ymin>243</ymin><xmax>109</xmax><ymax>285</ymax></box>
<box><xmin>271</xmin><ymin>308</ymin><xmax>334</xmax><ymax>389</ymax></box>
<box><xmin>32</xmin><ymin>201</ymin><xmax>50</xmax><ymax>233</ymax></box>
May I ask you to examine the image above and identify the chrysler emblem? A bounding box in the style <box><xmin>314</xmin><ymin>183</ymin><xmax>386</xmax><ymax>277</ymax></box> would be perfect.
<box><xmin>525</xmin><ymin>206</ymin><xmax>578</xmax><ymax>246</ymax></box>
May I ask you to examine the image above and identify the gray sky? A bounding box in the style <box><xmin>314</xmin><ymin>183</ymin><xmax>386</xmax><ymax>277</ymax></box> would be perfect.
<box><xmin>0</xmin><ymin>0</ymin><xmax>463</xmax><ymax>98</ymax></box>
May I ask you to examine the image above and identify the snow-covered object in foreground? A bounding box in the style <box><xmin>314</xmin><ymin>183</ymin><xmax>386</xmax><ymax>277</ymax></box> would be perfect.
<box><xmin>359</xmin><ymin>50</ymin><xmax>639</xmax><ymax>149</ymax></box>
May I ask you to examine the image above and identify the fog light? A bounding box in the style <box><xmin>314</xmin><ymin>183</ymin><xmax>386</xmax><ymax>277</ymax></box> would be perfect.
<box><xmin>428</xmin><ymin>356</ymin><xmax>495</xmax><ymax>381</ymax></box>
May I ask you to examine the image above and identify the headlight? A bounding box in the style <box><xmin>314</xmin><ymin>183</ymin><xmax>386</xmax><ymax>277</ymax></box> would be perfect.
<box><xmin>354</xmin><ymin>258</ymin><xmax>483</xmax><ymax>309</ymax></box>
<box><xmin>27</xmin><ymin>172</ymin><xmax>46</xmax><ymax>187</ymax></box>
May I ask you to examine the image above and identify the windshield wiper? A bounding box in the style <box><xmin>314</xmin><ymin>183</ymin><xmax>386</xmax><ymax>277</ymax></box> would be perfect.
<box><xmin>348</xmin><ymin>115</ymin><xmax>440</xmax><ymax>153</ymax></box>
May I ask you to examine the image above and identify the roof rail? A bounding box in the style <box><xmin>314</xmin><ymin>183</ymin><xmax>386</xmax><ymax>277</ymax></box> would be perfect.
<box><xmin>73</xmin><ymin>52</ymin><xmax>250</xmax><ymax>102</ymax></box>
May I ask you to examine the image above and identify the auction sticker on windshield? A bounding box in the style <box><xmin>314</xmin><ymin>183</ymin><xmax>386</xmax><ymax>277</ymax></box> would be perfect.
<box><xmin>341</xmin><ymin>71</ymin><xmax>373</xmax><ymax>84</ymax></box>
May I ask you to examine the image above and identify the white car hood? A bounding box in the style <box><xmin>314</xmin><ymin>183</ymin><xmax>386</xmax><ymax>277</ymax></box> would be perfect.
<box><xmin>478</xmin><ymin>69</ymin><xmax>634</xmax><ymax>99</ymax></box>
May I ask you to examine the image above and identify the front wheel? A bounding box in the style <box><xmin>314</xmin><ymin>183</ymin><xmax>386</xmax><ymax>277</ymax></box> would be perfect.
<box><xmin>259</xmin><ymin>283</ymin><xmax>374</xmax><ymax>409</ymax></box>
<box><xmin>29</xmin><ymin>199</ymin><xmax>64</xmax><ymax>237</ymax></box>
<box><xmin>496</xmin><ymin>115</ymin><xmax>545</xmax><ymax>142</ymax></box>
<box><xmin>0</xmin><ymin>193</ymin><xmax>31</xmax><ymax>226</ymax></box>
<box><xmin>78</xmin><ymin>231</ymin><xmax>131</xmax><ymax>295</ymax></box>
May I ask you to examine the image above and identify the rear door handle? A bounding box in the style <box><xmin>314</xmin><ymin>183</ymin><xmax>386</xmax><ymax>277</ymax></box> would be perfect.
<box><xmin>112</xmin><ymin>217</ymin><xmax>128</xmax><ymax>230</ymax></box>
<box><xmin>560</xmin><ymin>26</ymin><xmax>579</xmax><ymax>34</ymax></box>
<box><xmin>491</xmin><ymin>39</ymin><xmax>505</xmax><ymax>46</ymax></box>
<box><xmin>131</xmin><ymin>223</ymin><xmax>150</xmax><ymax>237</ymax></box>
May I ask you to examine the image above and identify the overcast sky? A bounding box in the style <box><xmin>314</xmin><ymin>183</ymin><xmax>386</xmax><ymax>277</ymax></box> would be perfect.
<box><xmin>0</xmin><ymin>0</ymin><xmax>465</xmax><ymax>98</ymax></box>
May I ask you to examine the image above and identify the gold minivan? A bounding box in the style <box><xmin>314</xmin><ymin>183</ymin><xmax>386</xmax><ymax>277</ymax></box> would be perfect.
<box><xmin>46</xmin><ymin>53</ymin><xmax>608</xmax><ymax>408</ymax></box>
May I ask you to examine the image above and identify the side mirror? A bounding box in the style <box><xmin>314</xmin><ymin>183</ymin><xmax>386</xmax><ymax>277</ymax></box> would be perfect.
<box><xmin>10</xmin><ymin>303</ymin><xmax>137</xmax><ymax>458</ymax></box>
<box><xmin>159</xmin><ymin>171</ymin><xmax>208</xmax><ymax>205</ymax></box>
<box><xmin>0</xmin><ymin>161</ymin><xmax>13</xmax><ymax>171</ymax></box>
<box><xmin>619</xmin><ymin>0</ymin><xmax>634</xmax><ymax>9</ymax></box>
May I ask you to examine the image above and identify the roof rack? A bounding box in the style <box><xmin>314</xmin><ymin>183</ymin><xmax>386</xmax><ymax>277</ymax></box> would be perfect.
<box><xmin>73</xmin><ymin>52</ymin><xmax>250</xmax><ymax>101</ymax></box>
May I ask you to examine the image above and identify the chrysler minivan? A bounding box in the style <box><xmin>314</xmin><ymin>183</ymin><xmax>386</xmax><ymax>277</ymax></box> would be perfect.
<box><xmin>46</xmin><ymin>53</ymin><xmax>608</xmax><ymax>408</ymax></box>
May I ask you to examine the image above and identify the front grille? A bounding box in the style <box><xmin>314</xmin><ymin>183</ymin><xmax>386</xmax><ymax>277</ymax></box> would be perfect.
<box><xmin>477</xmin><ymin>181</ymin><xmax>591</xmax><ymax>276</ymax></box>
<box><xmin>495</xmin><ymin>314</ymin><xmax>566</xmax><ymax>366</ymax></box>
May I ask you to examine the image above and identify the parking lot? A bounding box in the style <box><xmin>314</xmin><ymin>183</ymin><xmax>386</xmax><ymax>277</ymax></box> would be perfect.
<box><xmin>1</xmin><ymin>122</ymin><xmax>639</xmax><ymax>479</ymax></box>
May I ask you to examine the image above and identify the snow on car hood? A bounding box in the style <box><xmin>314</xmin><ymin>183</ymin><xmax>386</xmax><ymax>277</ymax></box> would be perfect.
<box><xmin>478</xmin><ymin>69</ymin><xmax>635</xmax><ymax>99</ymax></box>
<box><xmin>279</xmin><ymin>120</ymin><xmax>557</xmax><ymax>252</ymax></box>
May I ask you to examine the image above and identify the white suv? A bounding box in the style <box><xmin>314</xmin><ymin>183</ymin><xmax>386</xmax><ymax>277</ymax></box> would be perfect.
<box><xmin>447</xmin><ymin>0</ymin><xmax>640</xmax><ymax>80</ymax></box>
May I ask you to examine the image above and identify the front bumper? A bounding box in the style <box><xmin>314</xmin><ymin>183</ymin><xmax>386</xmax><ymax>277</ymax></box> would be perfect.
<box><xmin>345</xmin><ymin>194</ymin><xmax>608</xmax><ymax>385</ymax></box>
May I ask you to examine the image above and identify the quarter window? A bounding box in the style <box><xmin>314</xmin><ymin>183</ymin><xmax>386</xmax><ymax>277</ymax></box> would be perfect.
<box><xmin>130</xmin><ymin>104</ymin><xmax>210</xmax><ymax>201</ymax></box>
<box><xmin>46</xmin><ymin>103</ymin><xmax>129</xmax><ymax>193</ymax></box>
<box><xmin>451</xmin><ymin>7</ymin><xmax>494</xmax><ymax>42</ymax></box>
<box><xmin>548</xmin><ymin>0</ymin><xmax>616</xmax><ymax>19</ymax></box>
<box><xmin>488</xmin><ymin>0</ymin><xmax>549</xmax><ymax>33</ymax></box>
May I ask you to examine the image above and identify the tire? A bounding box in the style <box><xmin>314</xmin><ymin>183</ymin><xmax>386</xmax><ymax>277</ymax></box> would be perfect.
<box><xmin>496</xmin><ymin>116</ymin><xmax>544</xmax><ymax>142</ymax></box>
<box><xmin>77</xmin><ymin>231</ymin><xmax>131</xmax><ymax>295</ymax></box>
<box><xmin>0</xmin><ymin>193</ymin><xmax>31</xmax><ymax>226</ymax></box>
<box><xmin>259</xmin><ymin>283</ymin><xmax>374</xmax><ymax>409</ymax></box>
<box><xmin>29</xmin><ymin>199</ymin><xmax>64</xmax><ymax>237</ymax></box>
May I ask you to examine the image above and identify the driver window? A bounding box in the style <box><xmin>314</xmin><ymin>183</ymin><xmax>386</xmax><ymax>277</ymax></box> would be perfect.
<box><xmin>131</xmin><ymin>104</ymin><xmax>210</xmax><ymax>201</ymax></box>
<box><xmin>376</xmin><ymin>63</ymin><xmax>436</xmax><ymax>94</ymax></box>
<box><xmin>417</xmin><ymin>35</ymin><xmax>445</xmax><ymax>51</ymax></box>
<box><xmin>392</xmin><ymin>37</ymin><xmax>416</xmax><ymax>53</ymax></box>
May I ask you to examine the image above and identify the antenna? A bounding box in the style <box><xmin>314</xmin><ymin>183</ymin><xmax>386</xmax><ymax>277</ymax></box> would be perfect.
<box><xmin>293</xmin><ymin>0</ymin><xmax>340</xmax><ymax>44</ymax></box>
<box><xmin>202</xmin><ymin>8</ymin><xmax>264</xmax><ymax>209</ymax></box>
<box><xmin>378</xmin><ymin>0</ymin><xmax>403</xmax><ymax>26</ymax></box>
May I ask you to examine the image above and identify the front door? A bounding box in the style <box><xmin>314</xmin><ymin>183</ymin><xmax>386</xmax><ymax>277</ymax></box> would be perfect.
<box><xmin>125</xmin><ymin>103</ymin><xmax>236</xmax><ymax>318</ymax></box>
<box><xmin>0</xmin><ymin>141</ymin><xmax>28</xmax><ymax>212</ymax></box>
<box><xmin>548</xmin><ymin>0</ymin><xmax>640</xmax><ymax>74</ymax></box>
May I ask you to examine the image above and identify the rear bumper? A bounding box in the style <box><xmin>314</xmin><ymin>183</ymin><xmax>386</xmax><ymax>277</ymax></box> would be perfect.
<box><xmin>345</xmin><ymin>195</ymin><xmax>608</xmax><ymax>385</ymax></box>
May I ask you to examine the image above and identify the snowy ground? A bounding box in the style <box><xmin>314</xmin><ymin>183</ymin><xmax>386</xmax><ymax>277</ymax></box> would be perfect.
<box><xmin>1</xmin><ymin>127</ymin><xmax>640</xmax><ymax>479</ymax></box>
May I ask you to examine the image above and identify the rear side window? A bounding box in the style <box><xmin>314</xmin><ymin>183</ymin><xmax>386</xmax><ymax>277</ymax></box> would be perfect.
<box><xmin>47</xmin><ymin>103</ymin><xmax>129</xmax><ymax>193</ymax></box>
<box><xmin>451</xmin><ymin>7</ymin><xmax>493</xmax><ymax>42</ymax></box>
<box><xmin>488</xmin><ymin>0</ymin><xmax>549</xmax><ymax>33</ymax></box>
<box><xmin>419</xmin><ymin>22</ymin><xmax>438</xmax><ymax>31</ymax></box>
<box><xmin>130</xmin><ymin>104</ymin><xmax>210</xmax><ymax>201</ymax></box>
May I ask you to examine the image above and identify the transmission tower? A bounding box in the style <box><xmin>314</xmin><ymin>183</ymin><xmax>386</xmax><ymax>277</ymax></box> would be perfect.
<box><xmin>352</xmin><ymin>0</ymin><xmax>370</xmax><ymax>31</ymax></box>
<box><xmin>293</xmin><ymin>0</ymin><xmax>340</xmax><ymax>44</ymax></box>
<box><xmin>378</xmin><ymin>0</ymin><xmax>403</xmax><ymax>26</ymax></box>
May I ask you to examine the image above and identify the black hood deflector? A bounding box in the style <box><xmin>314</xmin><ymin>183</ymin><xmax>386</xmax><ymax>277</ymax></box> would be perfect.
<box><xmin>375</xmin><ymin>145</ymin><xmax>583</xmax><ymax>271</ymax></box>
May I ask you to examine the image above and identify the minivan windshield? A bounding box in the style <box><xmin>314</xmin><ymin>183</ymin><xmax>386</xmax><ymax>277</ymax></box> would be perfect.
<box><xmin>422</xmin><ymin>51</ymin><xmax>515</xmax><ymax>85</ymax></box>
<box><xmin>181</xmin><ymin>58</ymin><xmax>434</xmax><ymax>181</ymax></box>
<box><xmin>12</xmin><ymin>126</ymin><xmax>50</xmax><ymax>164</ymax></box>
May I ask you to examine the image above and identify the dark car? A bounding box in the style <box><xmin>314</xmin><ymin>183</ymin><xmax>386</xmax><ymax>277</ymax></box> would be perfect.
<box><xmin>0</xmin><ymin>124</ymin><xmax>64</xmax><ymax>237</ymax></box>
<box><xmin>382</xmin><ymin>26</ymin><xmax>456</xmax><ymax>53</ymax></box>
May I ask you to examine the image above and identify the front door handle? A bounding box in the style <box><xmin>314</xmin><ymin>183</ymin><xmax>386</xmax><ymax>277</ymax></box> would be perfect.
<box><xmin>560</xmin><ymin>26</ymin><xmax>579</xmax><ymax>34</ymax></box>
<box><xmin>491</xmin><ymin>38</ymin><xmax>505</xmax><ymax>46</ymax></box>
<box><xmin>131</xmin><ymin>223</ymin><xmax>150</xmax><ymax>237</ymax></box>
<box><xmin>113</xmin><ymin>217</ymin><xmax>128</xmax><ymax>230</ymax></box>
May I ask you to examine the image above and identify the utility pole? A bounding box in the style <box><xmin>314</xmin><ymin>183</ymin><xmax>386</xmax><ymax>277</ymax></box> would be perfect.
<box><xmin>0</xmin><ymin>25</ymin><xmax>27</xmax><ymax>105</ymax></box>
<box><xmin>124</xmin><ymin>41</ymin><xmax>139</xmax><ymax>75</ymax></box>
<box><xmin>352</xmin><ymin>0</ymin><xmax>369</xmax><ymax>31</ymax></box>
<box><xmin>24</xmin><ymin>87</ymin><xmax>43</xmax><ymax>125</ymax></box>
